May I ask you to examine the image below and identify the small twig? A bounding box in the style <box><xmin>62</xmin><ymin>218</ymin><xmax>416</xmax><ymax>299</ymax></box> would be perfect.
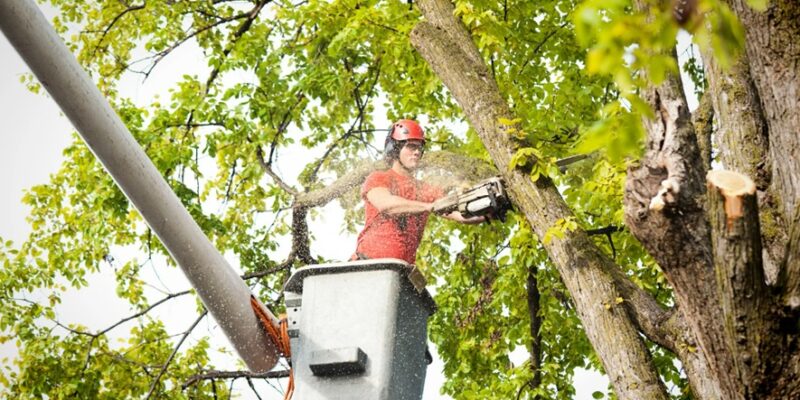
<box><xmin>586</xmin><ymin>226</ymin><xmax>621</xmax><ymax>259</ymax></box>
<box><xmin>242</xmin><ymin>260</ymin><xmax>294</xmax><ymax>281</ymax></box>
<box><xmin>586</xmin><ymin>226</ymin><xmax>622</xmax><ymax>236</ymax></box>
<box><xmin>515</xmin><ymin>21</ymin><xmax>569</xmax><ymax>81</ymax></box>
<box><xmin>306</xmin><ymin>62</ymin><xmax>381</xmax><ymax>184</ymax></box>
<box><xmin>143</xmin><ymin>11</ymin><xmax>252</xmax><ymax>78</ymax></box>
<box><xmin>88</xmin><ymin>3</ymin><xmax>146</xmax><ymax>60</ymax></box>
<box><xmin>98</xmin><ymin>290</ymin><xmax>192</xmax><ymax>337</ymax></box>
<box><xmin>256</xmin><ymin>146</ymin><xmax>298</xmax><ymax>196</ymax></box>
<box><xmin>145</xmin><ymin>310</ymin><xmax>208</xmax><ymax>399</ymax></box>
<box><xmin>246</xmin><ymin>377</ymin><xmax>265</xmax><ymax>400</ymax></box>
<box><xmin>224</xmin><ymin>160</ymin><xmax>238</xmax><ymax>202</ymax></box>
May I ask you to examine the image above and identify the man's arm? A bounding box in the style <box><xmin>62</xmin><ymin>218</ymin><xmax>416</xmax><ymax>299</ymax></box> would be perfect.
<box><xmin>366</xmin><ymin>187</ymin><xmax>486</xmax><ymax>224</ymax></box>
<box><xmin>366</xmin><ymin>187</ymin><xmax>433</xmax><ymax>215</ymax></box>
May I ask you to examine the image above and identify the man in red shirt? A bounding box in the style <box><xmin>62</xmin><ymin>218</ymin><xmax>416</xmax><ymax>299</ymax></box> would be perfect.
<box><xmin>352</xmin><ymin>119</ymin><xmax>484</xmax><ymax>264</ymax></box>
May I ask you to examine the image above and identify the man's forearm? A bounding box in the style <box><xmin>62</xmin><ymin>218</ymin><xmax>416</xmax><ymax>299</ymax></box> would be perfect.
<box><xmin>379</xmin><ymin>196</ymin><xmax>433</xmax><ymax>214</ymax></box>
<box><xmin>367</xmin><ymin>188</ymin><xmax>433</xmax><ymax>215</ymax></box>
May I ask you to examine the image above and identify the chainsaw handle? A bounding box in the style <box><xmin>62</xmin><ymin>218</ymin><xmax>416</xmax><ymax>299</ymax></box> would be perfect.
<box><xmin>431</xmin><ymin>195</ymin><xmax>459</xmax><ymax>215</ymax></box>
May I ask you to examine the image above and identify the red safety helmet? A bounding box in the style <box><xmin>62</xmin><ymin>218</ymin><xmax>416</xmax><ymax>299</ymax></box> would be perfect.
<box><xmin>385</xmin><ymin>119</ymin><xmax>425</xmax><ymax>163</ymax></box>
<box><xmin>390</xmin><ymin>119</ymin><xmax>425</xmax><ymax>142</ymax></box>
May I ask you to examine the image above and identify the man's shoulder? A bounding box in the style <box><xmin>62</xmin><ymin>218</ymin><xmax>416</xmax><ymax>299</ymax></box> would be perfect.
<box><xmin>366</xmin><ymin>169</ymin><xmax>393</xmax><ymax>179</ymax></box>
<box><xmin>363</xmin><ymin>168</ymin><xmax>394</xmax><ymax>191</ymax></box>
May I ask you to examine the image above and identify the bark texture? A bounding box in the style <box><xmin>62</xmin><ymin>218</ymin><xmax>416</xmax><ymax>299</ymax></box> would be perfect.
<box><xmin>704</xmin><ymin>48</ymin><xmax>783</xmax><ymax>284</ymax></box>
<box><xmin>727</xmin><ymin>0</ymin><xmax>800</xmax><ymax>314</ymax></box>
<box><xmin>729</xmin><ymin>0</ymin><xmax>800</xmax><ymax>222</ymax></box>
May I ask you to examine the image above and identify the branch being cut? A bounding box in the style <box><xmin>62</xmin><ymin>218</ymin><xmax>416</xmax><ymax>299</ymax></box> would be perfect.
<box><xmin>293</xmin><ymin>151</ymin><xmax>496</xmax><ymax>209</ymax></box>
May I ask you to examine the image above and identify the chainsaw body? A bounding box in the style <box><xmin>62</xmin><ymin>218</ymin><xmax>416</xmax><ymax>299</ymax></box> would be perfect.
<box><xmin>432</xmin><ymin>176</ymin><xmax>512</xmax><ymax>220</ymax></box>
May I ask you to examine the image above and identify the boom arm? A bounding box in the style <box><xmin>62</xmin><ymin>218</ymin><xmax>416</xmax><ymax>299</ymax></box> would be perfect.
<box><xmin>0</xmin><ymin>0</ymin><xmax>280</xmax><ymax>372</ymax></box>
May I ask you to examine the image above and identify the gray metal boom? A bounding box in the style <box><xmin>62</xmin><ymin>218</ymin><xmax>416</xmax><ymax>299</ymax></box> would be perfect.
<box><xmin>0</xmin><ymin>0</ymin><xmax>279</xmax><ymax>372</ymax></box>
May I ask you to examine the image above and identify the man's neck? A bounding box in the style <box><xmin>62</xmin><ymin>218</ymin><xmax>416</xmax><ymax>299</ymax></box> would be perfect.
<box><xmin>391</xmin><ymin>161</ymin><xmax>414</xmax><ymax>177</ymax></box>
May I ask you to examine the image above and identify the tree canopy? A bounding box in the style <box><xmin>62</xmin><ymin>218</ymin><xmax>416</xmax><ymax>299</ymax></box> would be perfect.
<box><xmin>2</xmin><ymin>0</ymin><xmax>797</xmax><ymax>399</ymax></box>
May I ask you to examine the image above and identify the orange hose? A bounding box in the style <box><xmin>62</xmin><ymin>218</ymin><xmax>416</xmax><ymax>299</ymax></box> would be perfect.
<box><xmin>250</xmin><ymin>296</ymin><xmax>294</xmax><ymax>399</ymax></box>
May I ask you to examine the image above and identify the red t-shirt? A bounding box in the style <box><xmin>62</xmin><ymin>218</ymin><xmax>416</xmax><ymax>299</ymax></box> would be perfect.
<box><xmin>354</xmin><ymin>169</ymin><xmax>443</xmax><ymax>264</ymax></box>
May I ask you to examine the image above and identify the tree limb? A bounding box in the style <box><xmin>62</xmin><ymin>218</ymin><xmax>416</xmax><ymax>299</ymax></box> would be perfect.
<box><xmin>623</xmin><ymin>6</ymin><xmax>745</xmax><ymax>398</ymax></box>
<box><xmin>256</xmin><ymin>145</ymin><xmax>298</xmax><ymax>196</ymax></box>
<box><xmin>242</xmin><ymin>260</ymin><xmax>294</xmax><ymax>281</ymax></box>
<box><xmin>293</xmin><ymin>150</ymin><xmax>496</xmax><ymax>209</ymax></box>
<box><xmin>691</xmin><ymin>92</ymin><xmax>714</xmax><ymax>174</ymax></box>
<box><xmin>526</xmin><ymin>266</ymin><xmax>542</xmax><ymax>395</ymax></box>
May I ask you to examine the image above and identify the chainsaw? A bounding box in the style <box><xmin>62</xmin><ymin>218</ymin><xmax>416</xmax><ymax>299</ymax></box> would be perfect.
<box><xmin>432</xmin><ymin>176</ymin><xmax>512</xmax><ymax>221</ymax></box>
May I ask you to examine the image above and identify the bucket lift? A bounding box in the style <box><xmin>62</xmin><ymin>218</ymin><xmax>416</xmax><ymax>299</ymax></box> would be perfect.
<box><xmin>284</xmin><ymin>260</ymin><xmax>436</xmax><ymax>399</ymax></box>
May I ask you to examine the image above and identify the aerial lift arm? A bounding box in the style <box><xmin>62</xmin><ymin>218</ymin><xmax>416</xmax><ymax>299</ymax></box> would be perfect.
<box><xmin>0</xmin><ymin>0</ymin><xmax>281</xmax><ymax>373</ymax></box>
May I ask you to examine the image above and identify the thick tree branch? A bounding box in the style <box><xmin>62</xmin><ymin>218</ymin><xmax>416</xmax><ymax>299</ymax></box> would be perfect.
<box><xmin>526</xmin><ymin>267</ymin><xmax>542</xmax><ymax>395</ymax></box>
<box><xmin>728</xmin><ymin>0</ymin><xmax>800</xmax><ymax>222</ymax></box>
<box><xmin>703</xmin><ymin>47</ymin><xmax>784</xmax><ymax>285</ymax></box>
<box><xmin>182</xmin><ymin>369</ymin><xmax>290</xmax><ymax>390</ymax></box>
<box><xmin>410</xmin><ymin>1</ymin><xmax>669</xmax><ymax>398</ymax></box>
<box><xmin>622</xmin><ymin>4</ymin><xmax>726</xmax><ymax>396</ymax></box>
<box><xmin>293</xmin><ymin>151</ymin><xmax>496</xmax><ymax>209</ymax></box>
<box><xmin>290</xmin><ymin>206</ymin><xmax>314</xmax><ymax>264</ymax></box>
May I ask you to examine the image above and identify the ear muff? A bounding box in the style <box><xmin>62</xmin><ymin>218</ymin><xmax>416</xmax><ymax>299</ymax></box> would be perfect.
<box><xmin>384</xmin><ymin>128</ymin><xmax>402</xmax><ymax>163</ymax></box>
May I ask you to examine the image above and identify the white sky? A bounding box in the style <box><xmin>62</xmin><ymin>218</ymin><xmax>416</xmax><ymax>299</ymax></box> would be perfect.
<box><xmin>0</xmin><ymin>2</ymin><xmax>624</xmax><ymax>399</ymax></box>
